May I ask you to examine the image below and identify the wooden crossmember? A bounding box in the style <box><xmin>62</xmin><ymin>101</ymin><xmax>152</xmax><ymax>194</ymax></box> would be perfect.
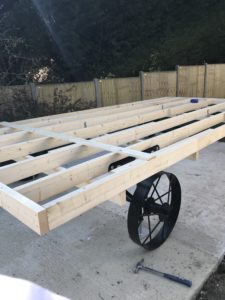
<box><xmin>3</xmin><ymin>123</ymin><xmax>225</xmax><ymax>234</ymax></box>
<box><xmin>0</xmin><ymin>104</ymin><xmax>166</xmax><ymax>144</ymax></box>
<box><xmin>0</xmin><ymin>101</ymin><xmax>218</xmax><ymax>154</ymax></box>
<box><xmin>14</xmin><ymin>112</ymin><xmax>225</xmax><ymax>203</ymax></box>
<box><xmin>1</xmin><ymin>122</ymin><xmax>151</xmax><ymax>161</ymax></box>
<box><xmin>43</xmin><ymin>125</ymin><xmax>225</xmax><ymax>231</ymax></box>
<box><xmin>13</xmin><ymin>97</ymin><xmax>184</xmax><ymax>125</ymax></box>
<box><xmin>26</xmin><ymin>98</ymin><xmax>195</xmax><ymax>131</ymax></box>
<box><xmin>1</xmin><ymin>97</ymin><xmax>225</xmax><ymax>235</ymax></box>
<box><xmin>0</xmin><ymin>97</ymin><xmax>199</xmax><ymax>146</ymax></box>
<box><xmin>0</xmin><ymin>97</ymin><xmax>183</xmax><ymax>135</ymax></box>
<box><xmin>0</xmin><ymin>102</ymin><xmax>163</xmax><ymax>135</ymax></box>
<box><xmin>1</xmin><ymin>106</ymin><xmax>225</xmax><ymax>185</ymax></box>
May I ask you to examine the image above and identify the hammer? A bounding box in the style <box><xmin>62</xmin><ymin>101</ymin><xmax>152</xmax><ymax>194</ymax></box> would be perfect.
<box><xmin>133</xmin><ymin>259</ymin><xmax>192</xmax><ymax>288</ymax></box>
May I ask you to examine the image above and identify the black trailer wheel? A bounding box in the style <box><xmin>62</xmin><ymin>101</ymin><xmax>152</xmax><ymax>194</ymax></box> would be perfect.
<box><xmin>127</xmin><ymin>171</ymin><xmax>181</xmax><ymax>250</ymax></box>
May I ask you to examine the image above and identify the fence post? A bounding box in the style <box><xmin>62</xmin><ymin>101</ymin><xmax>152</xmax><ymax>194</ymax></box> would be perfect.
<box><xmin>203</xmin><ymin>63</ymin><xmax>208</xmax><ymax>98</ymax></box>
<box><xmin>175</xmin><ymin>65</ymin><xmax>180</xmax><ymax>97</ymax></box>
<box><xmin>29</xmin><ymin>82</ymin><xmax>37</xmax><ymax>103</ymax></box>
<box><xmin>94</xmin><ymin>78</ymin><xmax>102</xmax><ymax>107</ymax></box>
<box><xmin>139</xmin><ymin>71</ymin><xmax>145</xmax><ymax>100</ymax></box>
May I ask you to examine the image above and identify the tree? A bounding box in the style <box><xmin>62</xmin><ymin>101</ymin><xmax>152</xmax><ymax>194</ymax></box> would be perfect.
<box><xmin>1</xmin><ymin>0</ymin><xmax>225</xmax><ymax>85</ymax></box>
<box><xmin>0</xmin><ymin>1</ymin><xmax>64</xmax><ymax>85</ymax></box>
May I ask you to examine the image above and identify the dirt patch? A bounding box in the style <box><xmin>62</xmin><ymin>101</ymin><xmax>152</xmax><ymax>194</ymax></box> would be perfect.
<box><xmin>197</xmin><ymin>256</ymin><xmax>225</xmax><ymax>300</ymax></box>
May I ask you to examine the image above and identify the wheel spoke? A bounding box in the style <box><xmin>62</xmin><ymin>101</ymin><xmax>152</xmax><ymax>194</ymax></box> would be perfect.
<box><xmin>152</xmin><ymin>183</ymin><xmax>163</xmax><ymax>205</ymax></box>
<box><xmin>149</xmin><ymin>175</ymin><xmax>161</xmax><ymax>198</ymax></box>
<box><xmin>151</xmin><ymin>220</ymin><xmax>161</xmax><ymax>235</ymax></box>
<box><xmin>141</xmin><ymin>233</ymin><xmax>150</xmax><ymax>245</ymax></box>
<box><xmin>152</xmin><ymin>190</ymin><xmax>170</xmax><ymax>203</ymax></box>
<box><xmin>141</xmin><ymin>220</ymin><xmax>161</xmax><ymax>245</ymax></box>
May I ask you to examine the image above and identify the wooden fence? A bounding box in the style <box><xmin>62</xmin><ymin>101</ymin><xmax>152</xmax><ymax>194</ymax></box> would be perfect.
<box><xmin>36</xmin><ymin>81</ymin><xmax>96</xmax><ymax>109</ymax></box>
<box><xmin>33</xmin><ymin>63</ymin><xmax>225</xmax><ymax>107</ymax></box>
<box><xmin>178</xmin><ymin>65</ymin><xmax>205</xmax><ymax>97</ymax></box>
<box><xmin>1</xmin><ymin>63</ymin><xmax>225</xmax><ymax>121</ymax></box>
<box><xmin>99</xmin><ymin>77</ymin><xmax>141</xmax><ymax>106</ymax></box>
<box><xmin>143</xmin><ymin>71</ymin><xmax>177</xmax><ymax>99</ymax></box>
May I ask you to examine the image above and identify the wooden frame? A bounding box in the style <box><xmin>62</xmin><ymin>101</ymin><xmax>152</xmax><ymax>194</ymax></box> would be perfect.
<box><xmin>1</xmin><ymin>97</ymin><xmax>225</xmax><ymax>234</ymax></box>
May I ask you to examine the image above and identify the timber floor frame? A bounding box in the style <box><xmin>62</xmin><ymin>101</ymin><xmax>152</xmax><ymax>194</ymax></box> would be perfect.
<box><xmin>1</xmin><ymin>96</ymin><xmax>225</xmax><ymax>235</ymax></box>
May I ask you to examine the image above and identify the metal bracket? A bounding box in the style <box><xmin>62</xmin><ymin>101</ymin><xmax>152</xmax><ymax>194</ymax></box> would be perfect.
<box><xmin>108</xmin><ymin>145</ymin><xmax>160</xmax><ymax>172</ymax></box>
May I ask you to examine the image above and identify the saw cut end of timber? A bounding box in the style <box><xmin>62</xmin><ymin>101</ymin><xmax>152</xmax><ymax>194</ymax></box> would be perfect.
<box><xmin>0</xmin><ymin>96</ymin><xmax>225</xmax><ymax>234</ymax></box>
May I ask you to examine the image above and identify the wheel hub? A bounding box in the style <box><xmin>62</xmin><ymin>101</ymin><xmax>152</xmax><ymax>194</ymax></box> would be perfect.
<box><xmin>144</xmin><ymin>200</ymin><xmax>171</xmax><ymax>221</ymax></box>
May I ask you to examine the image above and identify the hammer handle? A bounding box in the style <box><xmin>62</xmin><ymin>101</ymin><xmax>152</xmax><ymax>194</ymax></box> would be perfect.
<box><xmin>164</xmin><ymin>273</ymin><xmax>192</xmax><ymax>287</ymax></box>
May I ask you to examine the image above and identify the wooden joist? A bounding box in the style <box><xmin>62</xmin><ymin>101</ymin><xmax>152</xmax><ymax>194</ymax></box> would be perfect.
<box><xmin>14</xmin><ymin>112</ymin><xmax>225</xmax><ymax>203</ymax></box>
<box><xmin>1</xmin><ymin>122</ymin><xmax>152</xmax><ymax>161</ymax></box>
<box><xmin>0</xmin><ymin>97</ymin><xmax>225</xmax><ymax>234</ymax></box>
<box><xmin>44</xmin><ymin>126</ymin><xmax>225</xmax><ymax>230</ymax></box>
<box><xmin>0</xmin><ymin>98</ymin><xmax>211</xmax><ymax>147</ymax></box>
<box><xmin>1</xmin><ymin>109</ymin><xmax>223</xmax><ymax>184</ymax></box>
<box><xmin>1</xmin><ymin>100</ymin><xmax>224</xmax><ymax>164</ymax></box>
<box><xmin>0</xmin><ymin>183</ymin><xmax>49</xmax><ymax>234</ymax></box>
<box><xmin>0</xmin><ymin>96</ymin><xmax>184</xmax><ymax>134</ymax></box>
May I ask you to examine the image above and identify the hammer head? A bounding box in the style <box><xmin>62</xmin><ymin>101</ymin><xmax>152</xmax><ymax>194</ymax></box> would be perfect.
<box><xmin>133</xmin><ymin>258</ymin><xmax>144</xmax><ymax>273</ymax></box>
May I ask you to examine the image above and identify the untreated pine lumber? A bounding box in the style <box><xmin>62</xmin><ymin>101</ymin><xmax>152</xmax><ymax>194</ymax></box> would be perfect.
<box><xmin>71</xmin><ymin>100</ymin><xmax>213</xmax><ymax>139</ymax></box>
<box><xmin>1</xmin><ymin>104</ymin><xmax>225</xmax><ymax>184</ymax></box>
<box><xmin>21</xmin><ymin>97</ymin><xmax>195</xmax><ymax>131</ymax></box>
<box><xmin>102</xmin><ymin>101</ymin><xmax>225</xmax><ymax>145</ymax></box>
<box><xmin>0</xmin><ymin>182</ymin><xmax>49</xmax><ymax>235</ymax></box>
<box><xmin>0</xmin><ymin>101</ymin><xmax>170</xmax><ymax>144</ymax></box>
<box><xmin>0</xmin><ymin>97</ymin><xmax>195</xmax><ymax>146</ymax></box>
<box><xmin>14</xmin><ymin>112</ymin><xmax>225</xmax><ymax>202</ymax></box>
<box><xmin>14</xmin><ymin>96</ymin><xmax>183</xmax><ymax>124</ymax></box>
<box><xmin>43</xmin><ymin>125</ymin><xmax>225</xmax><ymax>231</ymax></box>
<box><xmin>0</xmin><ymin>97</ymin><xmax>182</xmax><ymax>135</ymax></box>
<box><xmin>0</xmin><ymin>97</ymin><xmax>220</xmax><ymax>136</ymax></box>
<box><xmin>1</xmin><ymin>99</ymin><xmax>171</xmax><ymax>136</ymax></box>
<box><xmin>0</xmin><ymin>105</ymin><xmax>168</xmax><ymax>144</ymax></box>
<box><xmin>1</xmin><ymin>97</ymin><xmax>225</xmax><ymax>235</ymax></box>
<box><xmin>0</xmin><ymin>99</ymin><xmax>218</xmax><ymax>157</ymax></box>
<box><xmin>1</xmin><ymin>122</ymin><xmax>152</xmax><ymax>161</ymax></box>
<box><xmin>188</xmin><ymin>152</ymin><xmax>200</xmax><ymax>160</ymax></box>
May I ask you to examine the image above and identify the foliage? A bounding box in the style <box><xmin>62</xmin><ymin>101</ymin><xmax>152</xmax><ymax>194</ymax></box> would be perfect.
<box><xmin>1</xmin><ymin>0</ymin><xmax>225</xmax><ymax>84</ymax></box>
<box><xmin>0</xmin><ymin>0</ymin><xmax>63</xmax><ymax>85</ymax></box>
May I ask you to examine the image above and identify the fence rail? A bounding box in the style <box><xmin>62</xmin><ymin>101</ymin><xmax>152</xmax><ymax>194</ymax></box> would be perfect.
<box><xmin>1</xmin><ymin>63</ymin><xmax>225</xmax><ymax>121</ymax></box>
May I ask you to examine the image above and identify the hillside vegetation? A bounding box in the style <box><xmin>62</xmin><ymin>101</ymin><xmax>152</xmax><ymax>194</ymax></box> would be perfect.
<box><xmin>1</xmin><ymin>0</ymin><xmax>225</xmax><ymax>84</ymax></box>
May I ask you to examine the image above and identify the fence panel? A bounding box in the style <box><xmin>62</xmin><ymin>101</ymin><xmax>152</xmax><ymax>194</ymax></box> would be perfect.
<box><xmin>36</xmin><ymin>81</ymin><xmax>96</xmax><ymax>111</ymax></box>
<box><xmin>144</xmin><ymin>71</ymin><xmax>176</xmax><ymax>99</ymax></box>
<box><xmin>3</xmin><ymin>63</ymin><xmax>225</xmax><ymax>122</ymax></box>
<box><xmin>206</xmin><ymin>64</ymin><xmax>225</xmax><ymax>98</ymax></box>
<box><xmin>100</xmin><ymin>77</ymin><xmax>141</xmax><ymax>106</ymax></box>
<box><xmin>178</xmin><ymin>65</ymin><xmax>205</xmax><ymax>97</ymax></box>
